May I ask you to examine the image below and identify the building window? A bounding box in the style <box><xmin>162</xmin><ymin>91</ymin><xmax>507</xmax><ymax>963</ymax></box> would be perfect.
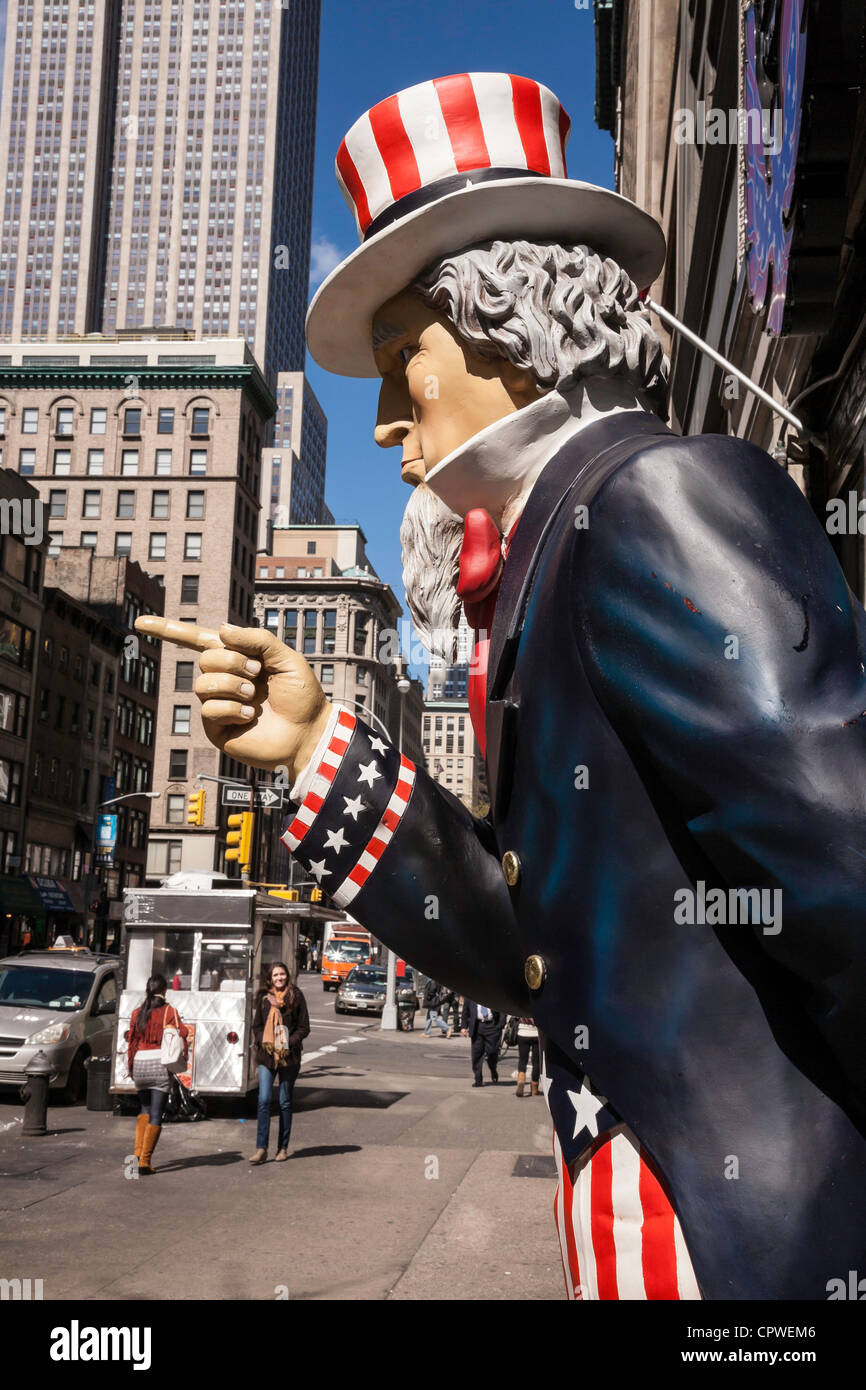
<box><xmin>87</xmin><ymin>448</ymin><xmax>104</xmax><ymax>475</ymax></box>
<box><xmin>155</xmin><ymin>449</ymin><xmax>173</xmax><ymax>475</ymax></box>
<box><xmin>151</xmin><ymin>490</ymin><xmax>170</xmax><ymax>519</ymax></box>
<box><xmin>56</xmin><ymin>407</ymin><xmax>75</xmax><ymax>437</ymax></box>
<box><xmin>321</xmin><ymin>664</ymin><xmax>334</xmax><ymax>685</ymax></box>
<box><xmin>180</xmin><ymin>575</ymin><xmax>199</xmax><ymax>604</ymax></box>
<box><xmin>306</xmin><ymin>541</ymin><xmax>316</xmax><ymax>555</ymax></box>
<box><xmin>18</xmin><ymin>449</ymin><xmax>36</xmax><ymax>475</ymax></box>
<box><xmin>189</xmin><ymin>449</ymin><xmax>207</xmax><ymax>476</ymax></box>
<box><xmin>124</xmin><ymin>407</ymin><xmax>142</xmax><ymax>436</ymax></box>
<box><xmin>157</xmin><ymin>407</ymin><xmax>174</xmax><ymax>434</ymax></box>
<box><xmin>0</xmin><ymin>687</ymin><xmax>28</xmax><ymax>738</ymax></box>
<box><xmin>353</xmin><ymin>614</ymin><xmax>369</xmax><ymax>656</ymax></box>
<box><xmin>357</xmin><ymin>667</ymin><xmax>368</xmax><ymax>684</ymax></box>
<box><xmin>172</xmin><ymin>705</ymin><xmax>191</xmax><ymax>735</ymax></box>
<box><xmin>166</xmin><ymin>793</ymin><xmax>185</xmax><ymax>824</ymax></box>
<box><xmin>52</xmin><ymin>449</ymin><xmax>71</xmax><ymax>475</ymax></box>
<box><xmin>264</xmin><ymin>608</ymin><xmax>279</xmax><ymax>634</ymax></box>
<box><xmin>47</xmin><ymin>534</ymin><xmax>63</xmax><ymax>557</ymax></box>
<box><xmin>168</xmin><ymin>749</ymin><xmax>188</xmax><ymax>780</ymax></box>
<box><xmin>90</xmin><ymin>408</ymin><xmax>107</xmax><ymax>434</ymax></box>
<box><xmin>82</xmin><ymin>533</ymin><xmax>98</xmax><ymax>549</ymax></box>
<box><xmin>121</xmin><ymin>450</ymin><xmax>139</xmax><ymax>476</ymax></box>
<box><xmin>82</xmin><ymin>489</ymin><xmax>101</xmax><ymax>519</ymax></box>
<box><xmin>323</xmin><ymin>609</ymin><xmax>337</xmax><ymax>655</ymax></box>
<box><xmin>39</xmin><ymin>688</ymin><xmax>50</xmax><ymax>721</ymax></box>
<box><xmin>303</xmin><ymin>610</ymin><xmax>317</xmax><ymax>655</ymax></box>
<box><xmin>114</xmin><ymin>532</ymin><xmax>132</xmax><ymax>557</ymax></box>
<box><xmin>149</xmin><ymin>533</ymin><xmax>167</xmax><ymax>561</ymax></box>
<box><xmin>284</xmin><ymin>609</ymin><xmax>298</xmax><ymax>646</ymax></box>
<box><xmin>0</xmin><ymin>758</ymin><xmax>23</xmax><ymax>806</ymax></box>
<box><xmin>116</xmin><ymin>490</ymin><xmax>135</xmax><ymax>519</ymax></box>
<box><xmin>184</xmin><ymin>533</ymin><xmax>202</xmax><ymax>560</ymax></box>
<box><xmin>48</xmin><ymin>489</ymin><xmax>67</xmax><ymax>518</ymax></box>
<box><xmin>274</xmin><ymin>566</ymin><xmax>285</xmax><ymax>578</ymax></box>
<box><xmin>191</xmin><ymin>406</ymin><xmax>210</xmax><ymax>435</ymax></box>
<box><xmin>22</xmin><ymin>408</ymin><xmax>38</xmax><ymax>434</ymax></box>
<box><xmin>186</xmin><ymin>490</ymin><xmax>205</xmax><ymax>518</ymax></box>
<box><xmin>175</xmin><ymin>661</ymin><xmax>194</xmax><ymax>691</ymax></box>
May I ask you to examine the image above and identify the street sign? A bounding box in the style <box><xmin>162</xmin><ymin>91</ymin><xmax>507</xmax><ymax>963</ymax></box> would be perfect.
<box><xmin>220</xmin><ymin>785</ymin><xmax>288</xmax><ymax>810</ymax></box>
<box><xmin>96</xmin><ymin>813</ymin><xmax>117</xmax><ymax>867</ymax></box>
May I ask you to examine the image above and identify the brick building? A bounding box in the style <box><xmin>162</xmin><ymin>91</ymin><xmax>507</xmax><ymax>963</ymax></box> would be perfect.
<box><xmin>0</xmin><ymin>469</ymin><xmax>46</xmax><ymax>878</ymax></box>
<box><xmin>0</xmin><ymin>337</ymin><xmax>275</xmax><ymax>879</ymax></box>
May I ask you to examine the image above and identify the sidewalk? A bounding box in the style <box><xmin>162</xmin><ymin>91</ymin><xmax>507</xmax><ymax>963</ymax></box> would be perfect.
<box><xmin>0</xmin><ymin>1023</ymin><xmax>564</xmax><ymax>1301</ymax></box>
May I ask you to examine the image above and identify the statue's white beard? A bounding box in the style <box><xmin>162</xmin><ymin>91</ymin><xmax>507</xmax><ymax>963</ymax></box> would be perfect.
<box><xmin>400</xmin><ymin>483</ymin><xmax>465</xmax><ymax>661</ymax></box>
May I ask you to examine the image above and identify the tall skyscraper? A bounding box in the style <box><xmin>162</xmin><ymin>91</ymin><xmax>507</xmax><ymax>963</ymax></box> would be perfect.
<box><xmin>0</xmin><ymin>0</ymin><xmax>327</xmax><ymax>510</ymax></box>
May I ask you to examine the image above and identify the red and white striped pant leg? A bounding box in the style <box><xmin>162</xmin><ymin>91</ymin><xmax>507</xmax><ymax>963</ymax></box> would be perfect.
<box><xmin>552</xmin><ymin>1126</ymin><xmax>702</xmax><ymax>1300</ymax></box>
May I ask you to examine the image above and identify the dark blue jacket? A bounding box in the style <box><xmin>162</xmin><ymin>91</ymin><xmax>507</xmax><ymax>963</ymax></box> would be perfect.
<box><xmin>287</xmin><ymin>411</ymin><xmax>866</xmax><ymax>1299</ymax></box>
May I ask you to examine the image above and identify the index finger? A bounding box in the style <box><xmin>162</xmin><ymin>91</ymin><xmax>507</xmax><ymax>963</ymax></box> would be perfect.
<box><xmin>134</xmin><ymin>615</ymin><xmax>223</xmax><ymax>652</ymax></box>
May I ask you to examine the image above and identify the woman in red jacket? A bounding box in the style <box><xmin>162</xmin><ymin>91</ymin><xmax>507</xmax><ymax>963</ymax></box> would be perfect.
<box><xmin>127</xmin><ymin>973</ymin><xmax>189</xmax><ymax>1175</ymax></box>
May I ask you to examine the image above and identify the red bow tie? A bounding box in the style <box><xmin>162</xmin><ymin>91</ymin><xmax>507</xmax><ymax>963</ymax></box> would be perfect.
<box><xmin>455</xmin><ymin>509</ymin><xmax>516</xmax><ymax>758</ymax></box>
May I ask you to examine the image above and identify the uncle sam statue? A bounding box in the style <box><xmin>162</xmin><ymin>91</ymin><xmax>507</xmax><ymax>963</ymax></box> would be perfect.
<box><xmin>140</xmin><ymin>74</ymin><xmax>866</xmax><ymax>1300</ymax></box>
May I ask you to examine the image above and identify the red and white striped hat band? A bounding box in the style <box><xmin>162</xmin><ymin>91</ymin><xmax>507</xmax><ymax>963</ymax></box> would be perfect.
<box><xmin>336</xmin><ymin>73</ymin><xmax>572</xmax><ymax>243</ymax></box>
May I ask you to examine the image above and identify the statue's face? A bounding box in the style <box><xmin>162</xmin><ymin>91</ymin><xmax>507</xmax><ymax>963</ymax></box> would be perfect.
<box><xmin>372</xmin><ymin>291</ymin><xmax>536</xmax><ymax>484</ymax></box>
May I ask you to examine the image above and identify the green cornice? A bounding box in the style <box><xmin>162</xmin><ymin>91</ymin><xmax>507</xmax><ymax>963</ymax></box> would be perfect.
<box><xmin>0</xmin><ymin>363</ymin><xmax>277</xmax><ymax>420</ymax></box>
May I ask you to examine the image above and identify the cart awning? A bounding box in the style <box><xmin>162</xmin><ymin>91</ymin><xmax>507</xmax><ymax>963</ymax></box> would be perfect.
<box><xmin>0</xmin><ymin>874</ymin><xmax>46</xmax><ymax>917</ymax></box>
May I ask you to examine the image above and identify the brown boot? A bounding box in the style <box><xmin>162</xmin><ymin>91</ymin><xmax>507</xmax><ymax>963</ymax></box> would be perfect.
<box><xmin>133</xmin><ymin>1114</ymin><xmax>148</xmax><ymax>1159</ymax></box>
<box><xmin>516</xmin><ymin>1073</ymin><xmax>526</xmax><ymax>1097</ymax></box>
<box><xmin>530</xmin><ymin>1081</ymin><xmax>540</xmax><ymax>1097</ymax></box>
<box><xmin>139</xmin><ymin>1124</ymin><xmax>162</xmax><ymax>1175</ymax></box>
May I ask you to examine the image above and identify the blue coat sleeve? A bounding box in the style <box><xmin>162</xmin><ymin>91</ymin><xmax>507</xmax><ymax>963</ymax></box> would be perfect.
<box><xmin>572</xmin><ymin>432</ymin><xmax>866</xmax><ymax>1114</ymax></box>
<box><xmin>282</xmin><ymin>710</ymin><xmax>531</xmax><ymax>1016</ymax></box>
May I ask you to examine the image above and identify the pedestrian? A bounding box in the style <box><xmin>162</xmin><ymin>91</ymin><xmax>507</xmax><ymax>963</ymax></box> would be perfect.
<box><xmin>295</xmin><ymin>939</ymin><xmax>308</xmax><ymax>976</ymax></box>
<box><xmin>422</xmin><ymin>978</ymin><xmax>450</xmax><ymax>1036</ymax></box>
<box><xmin>249</xmin><ymin>961</ymin><xmax>310</xmax><ymax>1164</ymax></box>
<box><xmin>440</xmin><ymin>987</ymin><xmax>459</xmax><ymax>1036</ymax></box>
<box><xmin>310</xmin><ymin>942</ymin><xmax>319</xmax><ymax>972</ymax></box>
<box><xmin>461</xmin><ymin>1001</ymin><xmax>505</xmax><ymax>1086</ymax></box>
<box><xmin>127</xmin><ymin>973</ymin><xmax>189</xmax><ymax>1175</ymax></box>
<box><xmin>515</xmin><ymin>1017</ymin><xmax>541</xmax><ymax>1097</ymax></box>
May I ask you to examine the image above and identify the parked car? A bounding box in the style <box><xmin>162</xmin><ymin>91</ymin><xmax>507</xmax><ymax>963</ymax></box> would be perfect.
<box><xmin>0</xmin><ymin>947</ymin><xmax>120</xmax><ymax>1101</ymax></box>
<box><xmin>335</xmin><ymin>965</ymin><xmax>387</xmax><ymax>1014</ymax></box>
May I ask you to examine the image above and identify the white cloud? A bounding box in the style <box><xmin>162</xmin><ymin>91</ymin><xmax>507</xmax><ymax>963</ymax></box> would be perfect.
<box><xmin>309</xmin><ymin>234</ymin><xmax>346</xmax><ymax>288</ymax></box>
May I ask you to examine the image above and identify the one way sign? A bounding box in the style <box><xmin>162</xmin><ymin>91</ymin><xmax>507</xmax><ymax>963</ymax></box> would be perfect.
<box><xmin>221</xmin><ymin>785</ymin><xmax>288</xmax><ymax>810</ymax></box>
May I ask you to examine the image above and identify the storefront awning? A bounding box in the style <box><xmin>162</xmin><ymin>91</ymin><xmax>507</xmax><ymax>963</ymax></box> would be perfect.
<box><xmin>58</xmin><ymin>880</ymin><xmax>86</xmax><ymax>914</ymax></box>
<box><xmin>0</xmin><ymin>875</ymin><xmax>46</xmax><ymax>917</ymax></box>
<box><xmin>28</xmin><ymin>876</ymin><xmax>75</xmax><ymax>913</ymax></box>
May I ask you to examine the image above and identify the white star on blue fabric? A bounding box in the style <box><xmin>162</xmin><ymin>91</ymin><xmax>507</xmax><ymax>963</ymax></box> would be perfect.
<box><xmin>324</xmin><ymin>827</ymin><xmax>349</xmax><ymax>853</ymax></box>
<box><xmin>368</xmin><ymin>735</ymin><xmax>388</xmax><ymax>755</ymax></box>
<box><xmin>357</xmin><ymin>760</ymin><xmax>382</xmax><ymax>787</ymax></box>
<box><xmin>308</xmin><ymin>859</ymin><xmax>332</xmax><ymax>884</ymax></box>
<box><xmin>567</xmin><ymin>1075</ymin><xmax>609</xmax><ymax>1142</ymax></box>
<box><xmin>342</xmin><ymin>794</ymin><xmax>365</xmax><ymax>820</ymax></box>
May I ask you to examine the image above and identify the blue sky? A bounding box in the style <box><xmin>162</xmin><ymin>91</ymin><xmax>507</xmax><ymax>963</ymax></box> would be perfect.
<box><xmin>306</xmin><ymin>0</ymin><xmax>614</xmax><ymax>636</ymax></box>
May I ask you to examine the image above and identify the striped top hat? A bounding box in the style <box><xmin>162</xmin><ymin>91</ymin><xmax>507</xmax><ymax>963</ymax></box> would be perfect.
<box><xmin>306</xmin><ymin>73</ymin><xmax>666</xmax><ymax>378</ymax></box>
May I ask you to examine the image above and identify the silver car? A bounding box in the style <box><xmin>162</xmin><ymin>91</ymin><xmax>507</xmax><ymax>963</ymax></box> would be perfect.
<box><xmin>0</xmin><ymin>948</ymin><xmax>120</xmax><ymax>1101</ymax></box>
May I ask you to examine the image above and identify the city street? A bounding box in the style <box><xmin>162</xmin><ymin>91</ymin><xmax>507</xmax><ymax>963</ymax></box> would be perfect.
<box><xmin>0</xmin><ymin>975</ymin><xmax>563</xmax><ymax>1301</ymax></box>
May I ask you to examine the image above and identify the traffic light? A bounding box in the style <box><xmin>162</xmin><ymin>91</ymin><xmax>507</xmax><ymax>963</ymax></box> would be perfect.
<box><xmin>187</xmin><ymin>789</ymin><xmax>205</xmax><ymax>826</ymax></box>
<box><xmin>310</xmin><ymin>887</ymin><xmax>324</xmax><ymax>903</ymax></box>
<box><xmin>225</xmin><ymin>811</ymin><xmax>254</xmax><ymax>868</ymax></box>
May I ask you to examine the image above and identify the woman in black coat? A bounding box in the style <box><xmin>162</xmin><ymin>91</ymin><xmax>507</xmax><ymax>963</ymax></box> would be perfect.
<box><xmin>249</xmin><ymin>961</ymin><xmax>310</xmax><ymax>1165</ymax></box>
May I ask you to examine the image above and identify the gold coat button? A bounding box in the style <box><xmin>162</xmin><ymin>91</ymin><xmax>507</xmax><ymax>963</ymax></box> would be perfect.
<box><xmin>502</xmin><ymin>850</ymin><xmax>521</xmax><ymax>886</ymax></box>
<box><xmin>524</xmin><ymin>955</ymin><xmax>547</xmax><ymax>991</ymax></box>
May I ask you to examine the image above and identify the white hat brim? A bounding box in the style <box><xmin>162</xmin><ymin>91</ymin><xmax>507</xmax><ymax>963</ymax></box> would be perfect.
<box><xmin>305</xmin><ymin>177</ymin><xmax>666</xmax><ymax>378</ymax></box>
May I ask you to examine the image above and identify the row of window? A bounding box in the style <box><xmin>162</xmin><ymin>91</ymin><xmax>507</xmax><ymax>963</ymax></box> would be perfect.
<box><xmin>45</xmin><ymin>529</ymin><xmax>205</xmax><ymax>562</ymax></box>
<box><xmin>49</xmin><ymin>487</ymin><xmax>206</xmax><ymax>520</ymax></box>
<box><xmin>260</xmin><ymin>609</ymin><xmax>371</xmax><ymax>657</ymax></box>
<box><xmin>1</xmin><ymin>403</ymin><xmax>210</xmax><ymax>438</ymax></box>
<box><xmin>17</xmin><ymin>446</ymin><xmax>210</xmax><ymax>476</ymax></box>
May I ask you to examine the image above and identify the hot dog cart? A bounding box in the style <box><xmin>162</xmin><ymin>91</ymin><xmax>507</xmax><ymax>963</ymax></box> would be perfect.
<box><xmin>111</xmin><ymin>884</ymin><xmax>311</xmax><ymax>1097</ymax></box>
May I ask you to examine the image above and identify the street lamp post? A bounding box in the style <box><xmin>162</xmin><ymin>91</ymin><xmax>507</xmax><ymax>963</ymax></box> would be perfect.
<box><xmin>381</xmin><ymin>662</ymin><xmax>412</xmax><ymax>1031</ymax></box>
<box><xmin>85</xmin><ymin>791</ymin><xmax>159</xmax><ymax>949</ymax></box>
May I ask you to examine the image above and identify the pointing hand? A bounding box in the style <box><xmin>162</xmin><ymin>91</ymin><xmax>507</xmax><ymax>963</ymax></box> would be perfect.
<box><xmin>134</xmin><ymin>617</ymin><xmax>332</xmax><ymax>778</ymax></box>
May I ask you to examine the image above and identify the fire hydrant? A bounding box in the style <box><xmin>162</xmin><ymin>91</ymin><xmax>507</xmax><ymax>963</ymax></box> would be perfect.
<box><xmin>21</xmin><ymin>1050</ymin><xmax>53</xmax><ymax>1135</ymax></box>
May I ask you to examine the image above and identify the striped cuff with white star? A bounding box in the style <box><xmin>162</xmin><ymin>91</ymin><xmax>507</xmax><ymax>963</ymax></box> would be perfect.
<box><xmin>281</xmin><ymin>708</ymin><xmax>416</xmax><ymax>909</ymax></box>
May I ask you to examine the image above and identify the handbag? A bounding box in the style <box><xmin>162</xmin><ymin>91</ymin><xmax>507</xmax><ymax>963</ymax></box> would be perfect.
<box><xmin>160</xmin><ymin>1005</ymin><xmax>186</xmax><ymax>1074</ymax></box>
<box><xmin>503</xmin><ymin>1015</ymin><xmax>520</xmax><ymax>1047</ymax></box>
